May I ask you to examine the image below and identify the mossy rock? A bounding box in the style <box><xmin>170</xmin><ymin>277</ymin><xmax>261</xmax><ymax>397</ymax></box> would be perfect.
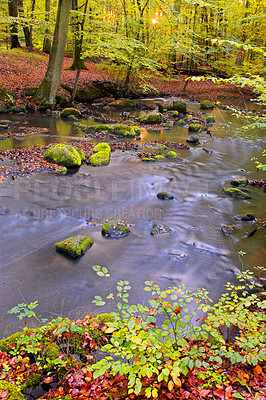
<box><xmin>93</xmin><ymin>142</ymin><xmax>111</xmax><ymax>153</ymax></box>
<box><xmin>61</xmin><ymin>108</ymin><xmax>81</xmax><ymax>118</ymax></box>
<box><xmin>109</xmin><ymin>98</ymin><xmax>137</xmax><ymax>109</ymax></box>
<box><xmin>154</xmin><ymin>155</ymin><xmax>165</xmax><ymax>160</ymax></box>
<box><xmin>241</xmin><ymin>213</ymin><xmax>255</xmax><ymax>221</ymax></box>
<box><xmin>168</xmin><ymin>110</ymin><xmax>179</xmax><ymax>118</ymax></box>
<box><xmin>186</xmin><ymin>135</ymin><xmax>199</xmax><ymax>143</ymax></box>
<box><xmin>44</xmin><ymin>144</ymin><xmax>85</xmax><ymax>167</ymax></box>
<box><xmin>0</xmin><ymin>329</ymin><xmax>38</xmax><ymax>353</ymax></box>
<box><xmin>178</xmin><ymin>119</ymin><xmax>186</xmax><ymax>125</ymax></box>
<box><xmin>166</xmin><ymin>151</ymin><xmax>180</xmax><ymax>159</ymax></box>
<box><xmin>206</xmin><ymin>115</ymin><xmax>215</xmax><ymax>123</ymax></box>
<box><xmin>94</xmin><ymin>124</ymin><xmax>112</xmax><ymax>133</ymax></box>
<box><xmin>139</xmin><ymin>113</ymin><xmax>163</xmax><ymax>124</ymax></box>
<box><xmin>89</xmin><ymin>150</ymin><xmax>110</xmax><ymax>166</ymax></box>
<box><xmin>157</xmin><ymin>103</ymin><xmax>165</xmax><ymax>113</ymax></box>
<box><xmin>163</xmin><ymin>121</ymin><xmax>171</xmax><ymax>128</ymax></box>
<box><xmin>188</xmin><ymin>123</ymin><xmax>202</xmax><ymax>132</ymax></box>
<box><xmin>56</xmin><ymin>235</ymin><xmax>94</xmax><ymax>258</ymax></box>
<box><xmin>142</xmin><ymin>157</ymin><xmax>156</xmax><ymax>162</ymax></box>
<box><xmin>0</xmin><ymin>380</ymin><xmax>24</xmax><ymax>400</ymax></box>
<box><xmin>230</xmin><ymin>177</ymin><xmax>248</xmax><ymax>187</ymax></box>
<box><xmin>221</xmin><ymin>224</ymin><xmax>237</xmax><ymax>235</ymax></box>
<box><xmin>20</xmin><ymin>373</ymin><xmax>43</xmax><ymax>391</ymax></box>
<box><xmin>171</xmin><ymin>100</ymin><xmax>187</xmax><ymax>113</ymax></box>
<box><xmin>157</xmin><ymin>192</ymin><xmax>174</xmax><ymax>200</ymax></box>
<box><xmin>222</xmin><ymin>187</ymin><xmax>252</xmax><ymax>200</ymax></box>
<box><xmin>200</xmin><ymin>100</ymin><xmax>214</xmax><ymax>110</ymax></box>
<box><xmin>0</xmin><ymin>120</ymin><xmax>14</xmax><ymax>127</ymax></box>
<box><xmin>111</xmin><ymin>124</ymin><xmax>140</xmax><ymax>137</ymax></box>
<box><xmin>96</xmin><ymin>313</ymin><xmax>115</xmax><ymax>325</ymax></box>
<box><xmin>102</xmin><ymin>218</ymin><xmax>131</xmax><ymax>238</ymax></box>
<box><xmin>150</xmin><ymin>224</ymin><xmax>172</xmax><ymax>235</ymax></box>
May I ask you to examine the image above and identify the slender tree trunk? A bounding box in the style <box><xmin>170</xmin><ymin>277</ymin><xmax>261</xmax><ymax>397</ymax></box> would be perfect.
<box><xmin>29</xmin><ymin>0</ymin><xmax>36</xmax><ymax>52</ymax></box>
<box><xmin>68</xmin><ymin>0</ymin><xmax>89</xmax><ymax>70</ymax></box>
<box><xmin>43</xmin><ymin>0</ymin><xmax>51</xmax><ymax>53</ymax></box>
<box><xmin>8</xmin><ymin>0</ymin><xmax>21</xmax><ymax>48</ymax></box>
<box><xmin>18</xmin><ymin>0</ymin><xmax>30</xmax><ymax>47</ymax></box>
<box><xmin>34</xmin><ymin>0</ymin><xmax>72</xmax><ymax>106</ymax></box>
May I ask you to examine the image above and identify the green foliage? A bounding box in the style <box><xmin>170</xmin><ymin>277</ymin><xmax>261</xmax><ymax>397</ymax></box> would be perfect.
<box><xmin>0</xmin><ymin>380</ymin><xmax>24</xmax><ymax>400</ymax></box>
<box><xmin>252</xmin><ymin>150</ymin><xmax>266</xmax><ymax>171</ymax></box>
<box><xmin>88</xmin><ymin>267</ymin><xmax>266</xmax><ymax>397</ymax></box>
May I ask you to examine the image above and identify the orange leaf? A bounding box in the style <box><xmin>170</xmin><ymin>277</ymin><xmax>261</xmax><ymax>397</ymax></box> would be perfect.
<box><xmin>254</xmin><ymin>365</ymin><xmax>262</xmax><ymax>375</ymax></box>
<box><xmin>168</xmin><ymin>380</ymin><xmax>174</xmax><ymax>391</ymax></box>
<box><xmin>44</xmin><ymin>376</ymin><xmax>53</xmax><ymax>384</ymax></box>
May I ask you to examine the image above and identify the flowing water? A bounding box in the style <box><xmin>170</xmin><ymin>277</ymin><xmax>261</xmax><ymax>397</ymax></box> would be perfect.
<box><xmin>0</xmin><ymin>99</ymin><xmax>265</xmax><ymax>335</ymax></box>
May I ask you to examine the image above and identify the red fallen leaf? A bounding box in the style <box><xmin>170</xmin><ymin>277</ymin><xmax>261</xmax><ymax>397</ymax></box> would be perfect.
<box><xmin>199</xmin><ymin>388</ymin><xmax>211</xmax><ymax>396</ymax></box>
<box><xmin>213</xmin><ymin>389</ymin><xmax>225</xmax><ymax>399</ymax></box>
<box><xmin>44</xmin><ymin>376</ymin><xmax>53</xmax><ymax>383</ymax></box>
<box><xmin>72</xmin><ymin>388</ymin><xmax>80</xmax><ymax>396</ymax></box>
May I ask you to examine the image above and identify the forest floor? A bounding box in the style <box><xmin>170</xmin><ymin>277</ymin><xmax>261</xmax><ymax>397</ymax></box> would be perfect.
<box><xmin>0</xmin><ymin>48</ymin><xmax>255</xmax><ymax>109</ymax></box>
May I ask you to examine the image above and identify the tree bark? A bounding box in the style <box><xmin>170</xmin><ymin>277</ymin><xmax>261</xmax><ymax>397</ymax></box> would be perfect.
<box><xmin>68</xmin><ymin>0</ymin><xmax>89</xmax><ymax>70</ymax></box>
<box><xmin>8</xmin><ymin>0</ymin><xmax>21</xmax><ymax>49</ymax></box>
<box><xmin>34</xmin><ymin>0</ymin><xmax>72</xmax><ymax>105</ymax></box>
<box><xmin>43</xmin><ymin>0</ymin><xmax>51</xmax><ymax>54</ymax></box>
<box><xmin>18</xmin><ymin>0</ymin><xmax>30</xmax><ymax>47</ymax></box>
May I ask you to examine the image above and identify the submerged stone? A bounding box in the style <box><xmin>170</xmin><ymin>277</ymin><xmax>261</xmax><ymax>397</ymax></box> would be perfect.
<box><xmin>200</xmin><ymin>100</ymin><xmax>214</xmax><ymax>110</ymax></box>
<box><xmin>157</xmin><ymin>192</ymin><xmax>174</xmax><ymax>200</ymax></box>
<box><xmin>89</xmin><ymin>150</ymin><xmax>110</xmax><ymax>166</ymax></box>
<box><xmin>44</xmin><ymin>144</ymin><xmax>85</xmax><ymax>167</ymax></box>
<box><xmin>109</xmin><ymin>98</ymin><xmax>137</xmax><ymax>108</ymax></box>
<box><xmin>60</xmin><ymin>108</ymin><xmax>81</xmax><ymax>118</ymax></box>
<box><xmin>150</xmin><ymin>224</ymin><xmax>172</xmax><ymax>235</ymax></box>
<box><xmin>186</xmin><ymin>135</ymin><xmax>200</xmax><ymax>143</ymax></box>
<box><xmin>166</xmin><ymin>151</ymin><xmax>180</xmax><ymax>159</ymax></box>
<box><xmin>93</xmin><ymin>142</ymin><xmax>111</xmax><ymax>153</ymax></box>
<box><xmin>56</xmin><ymin>235</ymin><xmax>94</xmax><ymax>258</ymax></box>
<box><xmin>139</xmin><ymin>113</ymin><xmax>163</xmax><ymax>124</ymax></box>
<box><xmin>231</xmin><ymin>177</ymin><xmax>248</xmax><ymax>187</ymax></box>
<box><xmin>222</xmin><ymin>187</ymin><xmax>252</xmax><ymax>200</ymax></box>
<box><xmin>221</xmin><ymin>224</ymin><xmax>237</xmax><ymax>235</ymax></box>
<box><xmin>241</xmin><ymin>213</ymin><xmax>255</xmax><ymax>221</ymax></box>
<box><xmin>102</xmin><ymin>218</ymin><xmax>131</xmax><ymax>238</ymax></box>
<box><xmin>188</xmin><ymin>123</ymin><xmax>202</xmax><ymax>132</ymax></box>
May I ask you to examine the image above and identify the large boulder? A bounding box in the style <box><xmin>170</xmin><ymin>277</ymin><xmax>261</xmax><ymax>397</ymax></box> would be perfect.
<box><xmin>188</xmin><ymin>123</ymin><xmax>202</xmax><ymax>132</ymax></box>
<box><xmin>89</xmin><ymin>150</ymin><xmax>110</xmax><ymax>166</ymax></box>
<box><xmin>200</xmin><ymin>100</ymin><xmax>214</xmax><ymax>110</ymax></box>
<box><xmin>111</xmin><ymin>124</ymin><xmax>140</xmax><ymax>137</ymax></box>
<box><xmin>139</xmin><ymin>113</ymin><xmax>163</xmax><ymax>124</ymax></box>
<box><xmin>166</xmin><ymin>100</ymin><xmax>186</xmax><ymax>113</ymax></box>
<box><xmin>102</xmin><ymin>218</ymin><xmax>131</xmax><ymax>238</ymax></box>
<box><xmin>186</xmin><ymin>135</ymin><xmax>200</xmax><ymax>143</ymax></box>
<box><xmin>55</xmin><ymin>235</ymin><xmax>94</xmax><ymax>258</ymax></box>
<box><xmin>44</xmin><ymin>144</ymin><xmax>85</xmax><ymax>167</ymax></box>
<box><xmin>166</xmin><ymin>151</ymin><xmax>180</xmax><ymax>159</ymax></box>
<box><xmin>93</xmin><ymin>142</ymin><xmax>111</xmax><ymax>153</ymax></box>
<box><xmin>60</xmin><ymin>108</ymin><xmax>81</xmax><ymax>118</ymax></box>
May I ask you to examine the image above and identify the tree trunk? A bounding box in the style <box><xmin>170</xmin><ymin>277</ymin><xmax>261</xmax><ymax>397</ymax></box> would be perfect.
<box><xmin>29</xmin><ymin>0</ymin><xmax>36</xmax><ymax>52</ymax></box>
<box><xmin>18</xmin><ymin>0</ymin><xmax>30</xmax><ymax>47</ymax></box>
<box><xmin>8</xmin><ymin>0</ymin><xmax>21</xmax><ymax>49</ymax></box>
<box><xmin>68</xmin><ymin>0</ymin><xmax>88</xmax><ymax>70</ymax></box>
<box><xmin>34</xmin><ymin>0</ymin><xmax>72</xmax><ymax>105</ymax></box>
<box><xmin>43</xmin><ymin>0</ymin><xmax>51</xmax><ymax>53</ymax></box>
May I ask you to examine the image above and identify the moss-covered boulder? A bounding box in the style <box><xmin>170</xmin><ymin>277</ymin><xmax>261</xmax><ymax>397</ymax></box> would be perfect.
<box><xmin>89</xmin><ymin>150</ymin><xmax>110</xmax><ymax>166</ymax></box>
<box><xmin>142</xmin><ymin>157</ymin><xmax>156</xmax><ymax>162</ymax></box>
<box><xmin>163</xmin><ymin>121</ymin><xmax>172</xmax><ymax>128</ymax></box>
<box><xmin>206</xmin><ymin>115</ymin><xmax>215</xmax><ymax>123</ymax></box>
<box><xmin>230</xmin><ymin>177</ymin><xmax>248</xmax><ymax>187</ymax></box>
<box><xmin>186</xmin><ymin>135</ymin><xmax>200</xmax><ymax>143</ymax></box>
<box><xmin>111</xmin><ymin>124</ymin><xmax>140</xmax><ymax>137</ymax></box>
<box><xmin>139</xmin><ymin>113</ymin><xmax>163</xmax><ymax>124</ymax></box>
<box><xmin>222</xmin><ymin>187</ymin><xmax>252</xmax><ymax>200</ymax></box>
<box><xmin>61</xmin><ymin>108</ymin><xmax>81</xmax><ymax>118</ymax></box>
<box><xmin>94</xmin><ymin>124</ymin><xmax>112</xmax><ymax>133</ymax></box>
<box><xmin>0</xmin><ymin>120</ymin><xmax>14</xmax><ymax>128</ymax></box>
<box><xmin>168</xmin><ymin>110</ymin><xmax>179</xmax><ymax>118</ymax></box>
<box><xmin>20</xmin><ymin>373</ymin><xmax>43</xmax><ymax>391</ymax></box>
<box><xmin>166</xmin><ymin>151</ymin><xmax>180</xmax><ymax>159</ymax></box>
<box><xmin>241</xmin><ymin>213</ymin><xmax>255</xmax><ymax>221</ymax></box>
<box><xmin>154</xmin><ymin>155</ymin><xmax>165</xmax><ymax>160</ymax></box>
<box><xmin>188</xmin><ymin>123</ymin><xmax>202</xmax><ymax>132</ymax></box>
<box><xmin>0</xmin><ymin>380</ymin><xmax>24</xmax><ymax>400</ymax></box>
<box><xmin>150</xmin><ymin>224</ymin><xmax>172</xmax><ymax>235</ymax></box>
<box><xmin>93</xmin><ymin>142</ymin><xmax>111</xmax><ymax>153</ymax></box>
<box><xmin>178</xmin><ymin>119</ymin><xmax>186</xmax><ymax>125</ymax></box>
<box><xmin>200</xmin><ymin>100</ymin><xmax>214</xmax><ymax>110</ymax></box>
<box><xmin>167</xmin><ymin>100</ymin><xmax>186</xmax><ymax>114</ymax></box>
<box><xmin>44</xmin><ymin>144</ymin><xmax>85</xmax><ymax>167</ymax></box>
<box><xmin>102</xmin><ymin>218</ymin><xmax>131</xmax><ymax>238</ymax></box>
<box><xmin>56</xmin><ymin>235</ymin><xmax>94</xmax><ymax>258</ymax></box>
<box><xmin>157</xmin><ymin>192</ymin><xmax>174</xmax><ymax>200</ymax></box>
<box><xmin>109</xmin><ymin>98</ymin><xmax>137</xmax><ymax>109</ymax></box>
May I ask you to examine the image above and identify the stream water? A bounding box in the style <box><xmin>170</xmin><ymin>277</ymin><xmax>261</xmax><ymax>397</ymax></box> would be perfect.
<box><xmin>0</xmin><ymin>99</ymin><xmax>265</xmax><ymax>336</ymax></box>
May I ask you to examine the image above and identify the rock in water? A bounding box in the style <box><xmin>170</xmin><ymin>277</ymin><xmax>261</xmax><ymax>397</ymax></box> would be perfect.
<box><xmin>93</xmin><ymin>142</ymin><xmax>111</xmax><ymax>153</ymax></box>
<box><xmin>222</xmin><ymin>187</ymin><xmax>252</xmax><ymax>200</ymax></box>
<box><xmin>200</xmin><ymin>100</ymin><xmax>214</xmax><ymax>110</ymax></box>
<box><xmin>241</xmin><ymin>213</ymin><xmax>255</xmax><ymax>221</ymax></box>
<box><xmin>60</xmin><ymin>108</ymin><xmax>81</xmax><ymax>118</ymax></box>
<box><xmin>101</xmin><ymin>218</ymin><xmax>131</xmax><ymax>238</ymax></box>
<box><xmin>89</xmin><ymin>150</ymin><xmax>110</xmax><ymax>166</ymax></box>
<box><xmin>188</xmin><ymin>123</ymin><xmax>202</xmax><ymax>132</ymax></box>
<box><xmin>56</xmin><ymin>235</ymin><xmax>94</xmax><ymax>258</ymax></box>
<box><xmin>157</xmin><ymin>192</ymin><xmax>174</xmax><ymax>200</ymax></box>
<box><xmin>186</xmin><ymin>135</ymin><xmax>200</xmax><ymax>143</ymax></box>
<box><xmin>44</xmin><ymin>144</ymin><xmax>85</xmax><ymax>167</ymax></box>
<box><xmin>150</xmin><ymin>224</ymin><xmax>172</xmax><ymax>235</ymax></box>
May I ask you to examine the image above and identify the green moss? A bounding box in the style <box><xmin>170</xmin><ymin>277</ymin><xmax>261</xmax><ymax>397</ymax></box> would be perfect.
<box><xmin>206</xmin><ymin>115</ymin><xmax>215</xmax><ymax>123</ymax></box>
<box><xmin>110</xmin><ymin>98</ymin><xmax>137</xmax><ymax>108</ymax></box>
<box><xmin>230</xmin><ymin>177</ymin><xmax>248</xmax><ymax>187</ymax></box>
<box><xmin>169</xmin><ymin>100</ymin><xmax>187</xmax><ymax>113</ymax></box>
<box><xmin>188</xmin><ymin>123</ymin><xmax>202</xmax><ymax>132</ymax></box>
<box><xmin>20</xmin><ymin>373</ymin><xmax>43</xmax><ymax>391</ymax></box>
<box><xmin>59</xmin><ymin>166</ymin><xmax>67</xmax><ymax>173</ymax></box>
<box><xmin>163</xmin><ymin>121</ymin><xmax>171</xmax><ymax>128</ymax></box>
<box><xmin>102</xmin><ymin>218</ymin><xmax>130</xmax><ymax>238</ymax></box>
<box><xmin>111</xmin><ymin>124</ymin><xmax>140</xmax><ymax>137</ymax></box>
<box><xmin>61</xmin><ymin>108</ymin><xmax>81</xmax><ymax>118</ymax></box>
<box><xmin>94</xmin><ymin>124</ymin><xmax>111</xmax><ymax>133</ymax></box>
<box><xmin>55</xmin><ymin>235</ymin><xmax>94</xmax><ymax>258</ymax></box>
<box><xmin>222</xmin><ymin>187</ymin><xmax>252</xmax><ymax>200</ymax></box>
<box><xmin>44</xmin><ymin>144</ymin><xmax>84</xmax><ymax>167</ymax></box>
<box><xmin>0</xmin><ymin>380</ymin><xmax>24</xmax><ymax>400</ymax></box>
<box><xmin>96</xmin><ymin>313</ymin><xmax>115</xmax><ymax>325</ymax></box>
<box><xmin>140</xmin><ymin>113</ymin><xmax>163</xmax><ymax>124</ymax></box>
<box><xmin>89</xmin><ymin>150</ymin><xmax>110</xmax><ymax>166</ymax></box>
<box><xmin>200</xmin><ymin>100</ymin><xmax>214</xmax><ymax>110</ymax></box>
<box><xmin>168</xmin><ymin>110</ymin><xmax>179</xmax><ymax>118</ymax></box>
<box><xmin>0</xmin><ymin>329</ymin><xmax>37</xmax><ymax>353</ymax></box>
<box><xmin>142</xmin><ymin>157</ymin><xmax>156</xmax><ymax>162</ymax></box>
<box><xmin>154</xmin><ymin>155</ymin><xmax>165</xmax><ymax>160</ymax></box>
<box><xmin>157</xmin><ymin>192</ymin><xmax>174</xmax><ymax>200</ymax></box>
<box><xmin>93</xmin><ymin>142</ymin><xmax>111</xmax><ymax>153</ymax></box>
<box><xmin>166</xmin><ymin>151</ymin><xmax>180</xmax><ymax>159</ymax></box>
<box><xmin>178</xmin><ymin>119</ymin><xmax>186</xmax><ymax>125</ymax></box>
